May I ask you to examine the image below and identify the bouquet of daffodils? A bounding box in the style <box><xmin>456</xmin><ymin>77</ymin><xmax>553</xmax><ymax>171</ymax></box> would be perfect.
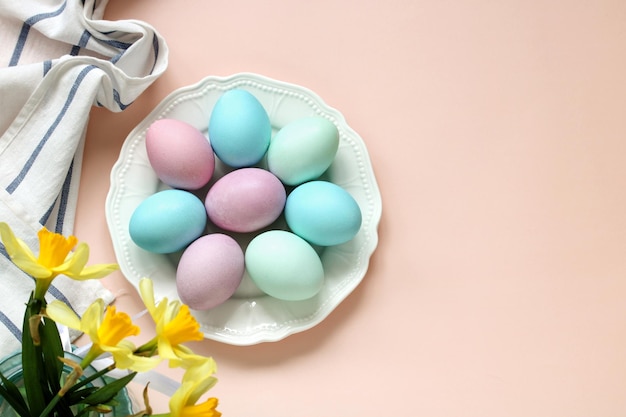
<box><xmin>0</xmin><ymin>223</ymin><xmax>221</xmax><ymax>417</ymax></box>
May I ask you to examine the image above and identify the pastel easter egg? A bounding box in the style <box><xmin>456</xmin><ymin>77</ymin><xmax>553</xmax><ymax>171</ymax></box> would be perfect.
<box><xmin>129</xmin><ymin>189</ymin><xmax>207</xmax><ymax>253</ymax></box>
<box><xmin>267</xmin><ymin>116</ymin><xmax>339</xmax><ymax>186</ymax></box>
<box><xmin>245</xmin><ymin>230</ymin><xmax>324</xmax><ymax>301</ymax></box>
<box><xmin>284</xmin><ymin>181</ymin><xmax>362</xmax><ymax>246</ymax></box>
<box><xmin>205</xmin><ymin>167</ymin><xmax>286</xmax><ymax>233</ymax></box>
<box><xmin>146</xmin><ymin>118</ymin><xmax>215</xmax><ymax>190</ymax></box>
<box><xmin>208</xmin><ymin>89</ymin><xmax>271</xmax><ymax>168</ymax></box>
<box><xmin>176</xmin><ymin>233</ymin><xmax>245</xmax><ymax>310</ymax></box>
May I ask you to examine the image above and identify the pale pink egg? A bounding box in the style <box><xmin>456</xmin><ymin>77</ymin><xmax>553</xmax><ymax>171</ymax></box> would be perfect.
<box><xmin>146</xmin><ymin>118</ymin><xmax>215</xmax><ymax>190</ymax></box>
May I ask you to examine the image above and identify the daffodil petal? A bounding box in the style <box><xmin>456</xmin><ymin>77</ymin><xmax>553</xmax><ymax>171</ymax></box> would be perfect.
<box><xmin>168</xmin><ymin>383</ymin><xmax>188</xmax><ymax>417</ymax></box>
<box><xmin>107</xmin><ymin>344</ymin><xmax>161</xmax><ymax>372</ymax></box>
<box><xmin>53</xmin><ymin>242</ymin><xmax>89</xmax><ymax>276</ymax></box>
<box><xmin>164</xmin><ymin>300</ymin><xmax>182</xmax><ymax>323</ymax></box>
<box><xmin>15</xmin><ymin>239</ymin><xmax>40</xmax><ymax>263</ymax></box>
<box><xmin>0</xmin><ymin>223</ymin><xmax>50</xmax><ymax>277</ymax></box>
<box><xmin>169</xmin><ymin>380</ymin><xmax>220</xmax><ymax>417</ymax></box>
<box><xmin>0</xmin><ymin>222</ymin><xmax>28</xmax><ymax>257</ymax></box>
<box><xmin>184</xmin><ymin>369</ymin><xmax>218</xmax><ymax>405</ymax></box>
<box><xmin>189</xmin><ymin>356</ymin><xmax>217</xmax><ymax>377</ymax></box>
<box><xmin>176</xmin><ymin>347</ymin><xmax>217</xmax><ymax>373</ymax></box>
<box><xmin>139</xmin><ymin>278</ymin><xmax>156</xmax><ymax>314</ymax></box>
<box><xmin>70</xmin><ymin>263</ymin><xmax>119</xmax><ymax>280</ymax></box>
<box><xmin>182</xmin><ymin>356</ymin><xmax>217</xmax><ymax>385</ymax></box>
<box><xmin>157</xmin><ymin>338</ymin><xmax>178</xmax><ymax>362</ymax></box>
<box><xmin>80</xmin><ymin>299</ymin><xmax>105</xmax><ymax>340</ymax></box>
<box><xmin>188</xmin><ymin>377</ymin><xmax>219</xmax><ymax>406</ymax></box>
<box><xmin>46</xmin><ymin>301</ymin><xmax>82</xmax><ymax>330</ymax></box>
<box><xmin>13</xmin><ymin>258</ymin><xmax>53</xmax><ymax>278</ymax></box>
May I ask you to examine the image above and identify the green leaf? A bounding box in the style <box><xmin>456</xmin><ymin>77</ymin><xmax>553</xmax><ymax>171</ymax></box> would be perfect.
<box><xmin>21</xmin><ymin>294</ymin><xmax>48</xmax><ymax>416</ymax></box>
<box><xmin>66</xmin><ymin>386</ymin><xmax>98</xmax><ymax>404</ymax></box>
<box><xmin>0</xmin><ymin>371</ymin><xmax>30</xmax><ymax>417</ymax></box>
<box><xmin>41</xmin><ymin>316</ymin><xmax>63</xmax><ymax>372</ymax></box>
<box><xmin>39</xmin><ymin>310</ymin><xmax>74</xmax><ymax>416</ymax></box>
<box><xmin>40</xmin><ymin>316</ymin><xmax>64</xmax><ymax>394</ymax></box>
<box><xmin>79</xmin><ymin>372</ymin><xmax>136</xmax><ymax>406</ymax></box>
<box><xmin>67</xmin><ymin>365</ymin><xmax>112</xmax><ymax>394</ymax></box>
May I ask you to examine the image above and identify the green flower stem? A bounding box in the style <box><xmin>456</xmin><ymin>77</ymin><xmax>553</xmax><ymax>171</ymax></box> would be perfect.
<box><xmin>37</xmin><ymin>393</ymin><xmax>63</xmax><ymax>417</ymax></box>
<box><xmin>33</xmin><ymin>277</ymin><xmax>54</xmax><ymax>303</ymax></box>
<box><xmin>134</xmin><ymin>338</ymin><xmax>159</xmax><ymax>356</ymax></box>
<box><xmin>80</xmin><ymin>347</ymin><xmax>104</xmax><ymax>370</ymax></box>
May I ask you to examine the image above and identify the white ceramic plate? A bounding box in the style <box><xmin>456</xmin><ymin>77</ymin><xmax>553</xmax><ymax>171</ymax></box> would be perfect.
<box><xmin>105</xmin><ymin>73</ymin><xmax>382</xmax><ymax>345</ymax></box>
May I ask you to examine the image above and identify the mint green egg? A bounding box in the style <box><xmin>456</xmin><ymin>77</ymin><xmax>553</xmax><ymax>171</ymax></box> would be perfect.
<box><xmin>245</xmin><ymin>230</ymin><xmax>324</xmax><ymax>301</ymax></box>
<box><xmin>267</xmin><ymin>116</ymin><xmax>339</xmax><ymax>186</ymax></box>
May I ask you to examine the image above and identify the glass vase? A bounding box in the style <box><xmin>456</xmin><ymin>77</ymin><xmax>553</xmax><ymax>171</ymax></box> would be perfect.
<box><xmin>0</xmin><ymin>351</ymin><xmax>134</xmax><ymax>416</ymax></box>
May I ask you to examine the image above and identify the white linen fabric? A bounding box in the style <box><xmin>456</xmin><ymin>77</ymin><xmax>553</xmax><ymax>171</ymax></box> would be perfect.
<box><xmin>0</xmin><ymin>0</ymin><xmax>168</xmax><ymax>357</ymax></box>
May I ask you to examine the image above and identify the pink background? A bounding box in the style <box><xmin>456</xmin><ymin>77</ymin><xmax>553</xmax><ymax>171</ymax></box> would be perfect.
<box><xmin>76</xmin><ymin>1</ymin><xmax>626</xmax><ymax>415</ymax></box>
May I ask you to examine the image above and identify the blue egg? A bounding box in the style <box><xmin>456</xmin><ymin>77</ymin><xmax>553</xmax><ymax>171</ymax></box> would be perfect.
<box><xmin>129</xmin><ymin>189</ymin><xmax>207</xmax><ymax>253</ymax></box>
<box><xmin>208</xmin><ymin>89</ymin><xmax>271</xmax><ymax>168</ymax></box>
<box><xmin>284</xmin><ymin>181</ymin><xmax>362</xmax><ymax>246</ymax></box>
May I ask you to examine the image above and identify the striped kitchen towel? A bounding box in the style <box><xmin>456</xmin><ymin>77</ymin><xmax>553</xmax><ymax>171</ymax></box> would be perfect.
<box><xmin>0</xmin><ymin>0</ymin><xmax>168</xmax><ymax>357</ymax></box>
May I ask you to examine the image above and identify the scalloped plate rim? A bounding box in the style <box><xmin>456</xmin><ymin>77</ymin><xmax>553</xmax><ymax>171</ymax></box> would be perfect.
<box><xmin>105</xmin><ymin>72</ymin><xmax>382</xmax><ymax>345</ymax></box>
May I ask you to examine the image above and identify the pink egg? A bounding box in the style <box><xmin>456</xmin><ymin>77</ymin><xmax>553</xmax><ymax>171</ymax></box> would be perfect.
<box><xmin>176</xmin><ymin>233</ymin><xmax>244</xmax><ymax>310</ymax></box>
<box><xmin>146</xmin><ymin>118</ymin><xmax>215</xmax><ymax>190</ymax></box>
<box><xmin>205</xmin><ymin>167</ymin><xmax>286</xmax><ymax>233</ymax></box>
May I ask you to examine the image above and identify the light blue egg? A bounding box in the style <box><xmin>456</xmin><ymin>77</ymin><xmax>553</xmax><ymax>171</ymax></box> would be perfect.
<box><xmin>285</xmin><ymin>181</ymin><xmax>362</xmax><ymax>246</ymax></box>
<box><xmin>208</xmin><ymin>89</ymin><xmax>271</xmax><ymax>168</ymax></box>
<box><xmin>129</xmin><ymin>189</ymin><xmax>207</xmax><ymax>253</ymax></box>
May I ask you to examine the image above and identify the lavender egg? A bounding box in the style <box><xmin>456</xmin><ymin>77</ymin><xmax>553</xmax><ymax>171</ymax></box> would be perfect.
<box><xmin>176</xmin><ymin>233</ymin><xmax>245</xmax><ymax>310</ymax></box>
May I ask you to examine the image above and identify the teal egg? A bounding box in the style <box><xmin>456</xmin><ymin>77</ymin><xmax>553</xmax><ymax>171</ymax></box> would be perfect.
<box><xmin>285</xmin><ymin>181</ymin><xmax>362</xmax><ymax>246</ymax></box>
<box><xmin>129</xmin><ymin>189</ymin><xmax>207</xmax><ymax>253</ymax></box>
<box><xmin>208</xmin><ymin>89</ymin><xmax>271</xmax><ymax>168</ymax></box>
<box><xmin>245</xmin><ymin>230</ymin><xmax>324</xmax><ymax>301</ymax></box>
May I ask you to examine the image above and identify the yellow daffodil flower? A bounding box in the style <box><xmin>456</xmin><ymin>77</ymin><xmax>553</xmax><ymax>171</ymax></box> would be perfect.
<box><xmin>0</xmin><ymin>222</ymin><xmax>118</xmax><ymax>300</ymax></box>
<box><xmin>169</xmin><ymin>359</ymin><xmax>221</xmax><ymax>417</ymax></box>
<box><xmin>46</xmin><ymin>299</ymin><xmax>159</xmax><ymax>372</ymax></box>
<box><xmin>137</xmin><ymin>278</ymin><xmax>207</xmax><ymax>369</ymax></box>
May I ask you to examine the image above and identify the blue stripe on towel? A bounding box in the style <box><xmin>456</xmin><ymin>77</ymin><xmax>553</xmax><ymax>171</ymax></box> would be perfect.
<box><xmin>40</xmin><ymin>199</ymin><xmax>56</xmax><ymax>227</ymax></box>
<box><xmin>43</xmin><ymin>59</ymin><xmax>53</xmax><ymax>76</ymax></box>
<box><xmin>112</xmin><ymin>89</ymin><xmax>130</xmax><ymax>110</ymax></box>
<box><xmin>70</xmin><ymin>30</ymin><xmax>93</xmax><ymax>56</ymax></box>
<box><xmin>8</xmin><ymin>1</ymin><xmax>68</xmax><ymax>66</ymax></box>
<box><xmin>151</xmin><ymin>32</ymin><xmax>159</xmax><ymax>74</ymax></box>
<box><xmin>55</xmin><ymin>159</ymin><xmax>74</xmax><ymax>233</ymax></box>
<box><xmin>39</xmin><ymin>158</ymin><xmax>71</xmax><ymax>229</ymax></box>
<box><xmin>101</xmin><ymin>38</ymin><xmax>132</xmax><ymax>50</ymax></box>
<box><xmin>0</xmin><ymin>311</ymin><xmax>21</xmax><ymax>342</ymax></box>
<box><xmin>6</xmin><ymin>65</ymin><xmax>97</xmax><ymax>194</ymax></box>
<box><xmin>47</xmin><ymin>285</ymin><xmax>78</xmax><ymax>315</ymax></box>
<box><xmin>110</xmin><ymin>51</ymin><xmax>123</xmax><ymax>65</ymax></box>
<box><xmin>9</xmin><ymin>24</ymin><xmax>32</xmax><ymax>67</ymax></box>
